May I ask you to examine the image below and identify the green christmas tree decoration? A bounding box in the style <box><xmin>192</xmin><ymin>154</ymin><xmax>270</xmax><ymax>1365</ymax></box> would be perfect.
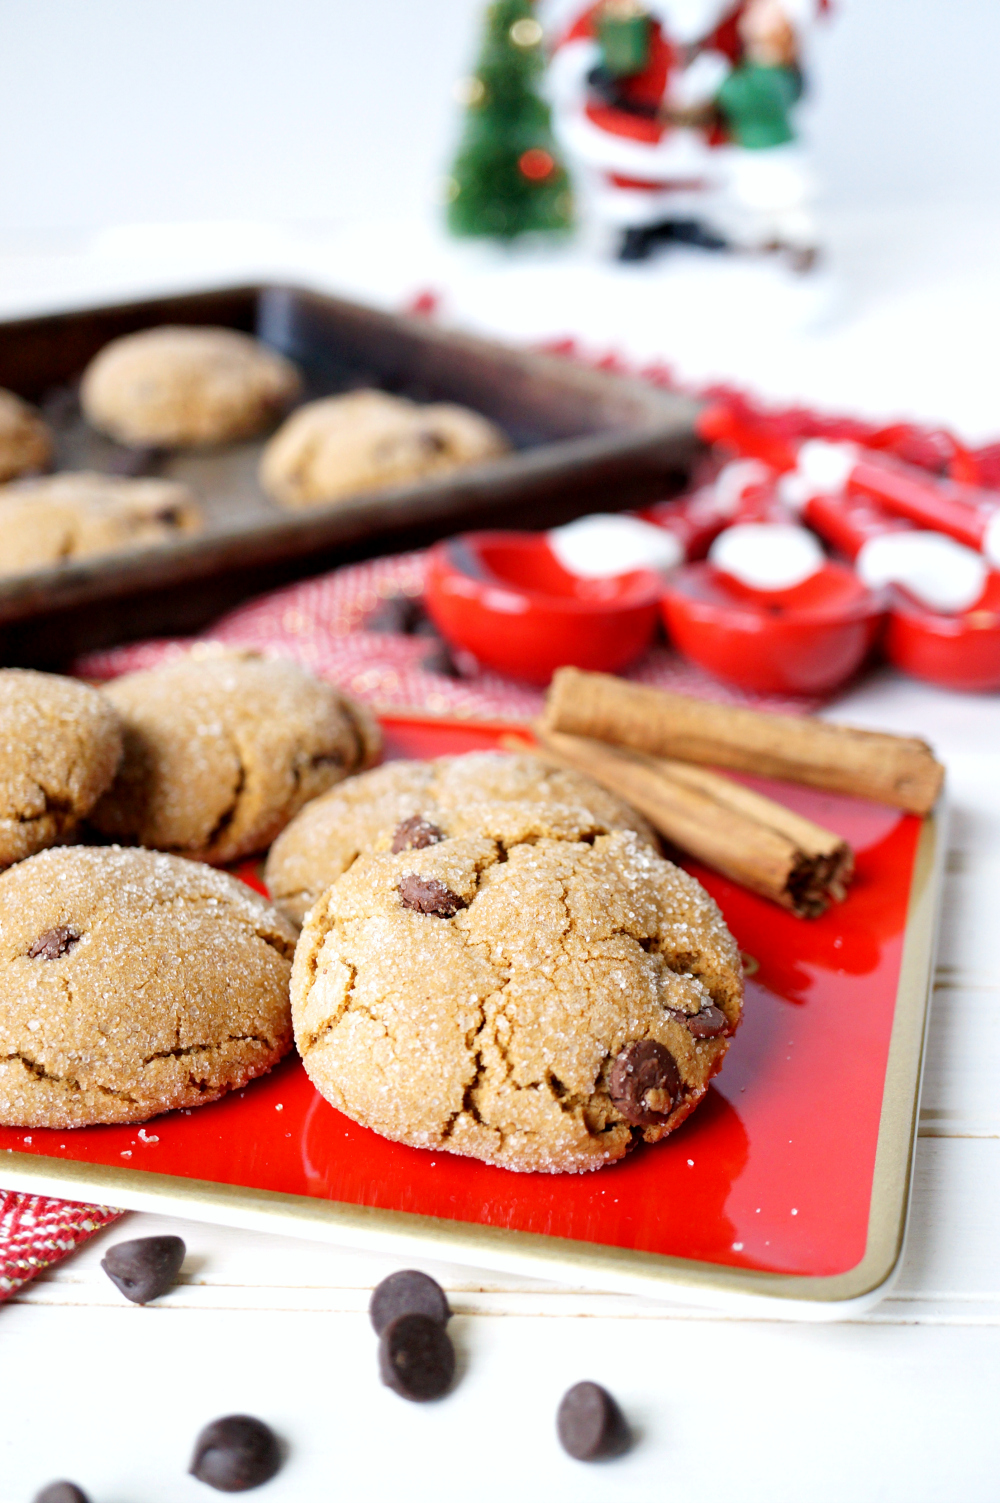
<box><xmin>446</xmin><ymin>0</ymin><xmax>574</xmax><ymax>240</ymax></box>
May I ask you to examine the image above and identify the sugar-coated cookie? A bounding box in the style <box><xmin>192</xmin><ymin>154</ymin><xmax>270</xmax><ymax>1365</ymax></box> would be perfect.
<box><xmin>0</xmin><ymin>846</ymin><xmax>296</xmax><ymax>1128</ymax></box>
<box><xmin>259</xmin><ymin>388</ymin><xmax>509</xmax><ymax>509</ymax></box>
<box><xmin>91</xmin><ymin>650</ymin><xmax>382</xmax><ymax>864</ymax></box>
<box><xmin>0</xmin><ymin>471</ymin><xmax>202</xmax><ymax>577</ymax></box>
<box><xmin>0</xmin><ymin>669</ymin><xmax>123</xmax><ymax>870</ymax></box>
<box><xmin>80</xmin><ymin>325</ymin><xmax>302</xmax><ymax>447</ymax></box>
<box><xmin>264</xmin><ymin>751</ymin><xmax>657</xmax><ymax>925</ymax></box>
<box><xmin>292</xmin><ymin>820</ymin><xmax>742</xmax><ymax>1173</ymax></box>
<box><xmin>0</xmin><ymin>389</ymin><xmax>52</xmax><ymax>482</ymax></box>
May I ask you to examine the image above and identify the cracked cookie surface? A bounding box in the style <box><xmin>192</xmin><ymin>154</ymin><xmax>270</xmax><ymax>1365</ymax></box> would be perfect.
<box><xmin>265</xmin><ymin>751</ymin><xmax>658</xmax><ymax>925</ymax></box>
<box><xmin>0</xmin><ymin>845</ymin><xmax>296</xmax><ymax>1128</ymax></box>
<box><xmin>90</xmin><ymin>650</ymin><xmax>382</xmax><ymax>864</ymax></box>
<box><xmin>80</xmin><ymin>325</ymin><xmax>302</xmax><ymax>447</ymax></box>
<box><xmin>291</xmin><ymin>822</ymin><xmax>743</xmax><ymax>1173</ymax></box>
<box><xmin>259</xmin><ymin>388</ymin><xmax>509</xmax><ymax>509</ymax></box>
<box><xmin>0</xmin><ymin>669</ymin><xmax>123</xmax><ymax>870</ymax></box>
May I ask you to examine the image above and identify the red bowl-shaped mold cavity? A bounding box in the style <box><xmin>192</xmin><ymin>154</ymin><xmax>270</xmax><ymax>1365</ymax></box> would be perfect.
<box><xmin>886</xmin><ymin>572</ymin><xmax>1000</xmax><ymax>692</ymax></box>
<box><xmin>424</xmin><ymin>532</ymin><xmax>663</xmax><ymax>684</ymax></box>
<box><xmin>660</xmin><ymin>561</ymin><xmax>885</xmax><ymax>695</ymax></box>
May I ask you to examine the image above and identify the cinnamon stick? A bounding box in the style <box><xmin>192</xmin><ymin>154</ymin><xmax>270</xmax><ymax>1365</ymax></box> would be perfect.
<box><xmin>543</xmin><ymin>668</ymin><xmax>944</xmax><ymax>815</ymax></box>
<box><xmin>529</xmin><ymin>728</ymin><xmax>854</xmax><ymax>917</ymax></box>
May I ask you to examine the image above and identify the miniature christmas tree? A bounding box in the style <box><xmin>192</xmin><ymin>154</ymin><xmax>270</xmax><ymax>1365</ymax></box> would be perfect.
<box><xmin>446</xmin><ymin>0</ymin><xmax>573</xmax><ymax>240</ymax></box>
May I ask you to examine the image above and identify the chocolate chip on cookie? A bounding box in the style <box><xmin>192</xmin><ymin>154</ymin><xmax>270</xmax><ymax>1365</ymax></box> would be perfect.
<box><xmin>608</xmin><ymin>1040</ymin><xmax>682</xmax><ymax>1126</ymax></box>
<box><xmin>27</xmin><ymin>926</ymin><xmax>80</xmax><ymax>960</ymax></box>
<box><xmin>101</xmin><ymin>1234</ymin><xmax>186</xmax><ymax>1304</ymax></box>
<box><xmin>33</xmin><ymin>1482</ymin><xmax>90</xmax><ymax>1503</ymax></box>
<box><xmin>398</xmin><ymin>873</ymin><xmax>465</xmax><ymax>917</ymax></box>
<box><xmin>189</xmin><ymin>1415</ymin><xmax>282</xmax><ymax>1492</ymax></box>
<box><xmin>391</xmin><ymin>816</ymin><xmax>444</xmax><ymax>854</ymax></box>
<box><xmin>556</xmin><ymin>1382</ymin><xmax>631</xmax><ymax>1461</ymax></box>
<box><xmin>378</xmin><ymin>1313</ymin><xmax>456</xmax><ymax>1402</ymax></box>
<box><xmin>685</xmin><ymin>1004</ymin><xmax>729</xmax><ymax>1039</ymax></box>
<box><xmin>369</xmin><ymin>1270</ymin><xmax>451</xmax><ymax>1335</ymax></box>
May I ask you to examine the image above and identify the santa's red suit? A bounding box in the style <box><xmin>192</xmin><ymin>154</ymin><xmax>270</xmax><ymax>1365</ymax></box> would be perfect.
<box><xmin>547</xmin><ymin>0</ymin><xmax>822</xmax><ymax>256</ymax></box>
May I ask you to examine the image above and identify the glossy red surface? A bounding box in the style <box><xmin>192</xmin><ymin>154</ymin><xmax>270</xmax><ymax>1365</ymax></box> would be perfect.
<box><xmin>660</xmin><ymin>561</ymin><xmax>885</xmax><ymax>694</ymax></box>
<box><xmin>424</xmin><ymin>533</ymin><xmax>662</xmax><ymax>683</ymax></box>
<box><xmin>886</xmin><ymin>574</ymin><xmax>1000</xmax><ymax>691</ymax></box>
<box><xmin>0</xmin><ymin>717</ymin><xmax>921</xmax><ymax>1280</ymax></box>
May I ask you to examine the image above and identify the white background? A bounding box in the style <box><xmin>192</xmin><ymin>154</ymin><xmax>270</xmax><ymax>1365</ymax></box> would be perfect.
<box><xmin>1</xmin><ymin>0</ymin><xmax>998</xmax><ymax>232</ymax></box>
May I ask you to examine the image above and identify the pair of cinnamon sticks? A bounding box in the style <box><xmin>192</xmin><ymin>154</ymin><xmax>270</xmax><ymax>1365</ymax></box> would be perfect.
<box><xmin>529</xmin><ymin>669</ymin><xmax>944</xmax><ymax>919</ymax></box>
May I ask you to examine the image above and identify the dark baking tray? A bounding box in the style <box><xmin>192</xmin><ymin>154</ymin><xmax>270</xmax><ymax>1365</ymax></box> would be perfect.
<box><xmin>0</xmin><ymin>283</ymin><xmax>702</xmax><ymax>667</ymax></box>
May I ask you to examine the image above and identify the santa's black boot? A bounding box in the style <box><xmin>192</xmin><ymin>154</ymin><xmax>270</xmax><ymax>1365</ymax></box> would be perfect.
<box><xmin>618</xmin><ymin>226</ymin><xmax>656</xmax><ymax>261</ymax></box>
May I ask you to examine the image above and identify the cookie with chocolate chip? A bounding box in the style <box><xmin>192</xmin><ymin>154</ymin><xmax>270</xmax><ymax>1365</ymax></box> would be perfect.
<box><xmin>265</xmin><ymin>751</ymin><xmax>658</xmax><ymax>926</ymax></box>
<box><xmin>0</xmin><ymin>845</ymin><xmax>296</xmax><ymax>1128</ymax></box>
<box><xmin>0</xmin><ymin>669</ymin><xmax>123</xmax><ymax>870</ymax></box>
<box><xmin>291</xmin><ymin>820</ymin><xmax>743</xmax><ymax>1173</ymax></box>
<box><xmin>80</xmin><ymin>325</ymin><xmax>302</xmax><ymax>447</ymax></box>
<box><xmin>90</xmin><ymin>650</ymin><xmax>381</xmax><ymax>864</ymax></box>
<box><xmin>0</xmin><ymin>471</ymin><xmax>202</xmax><ymax>577</ymax></box>
<box><xmin>259</xmin><ymin>388</ymin><xmax>508</xmax><ymax>510</ymax></box>
<box><xmin>0</xmin><ymin>388</ymin><xmax>52</xmax><ymax>482</ymax></box>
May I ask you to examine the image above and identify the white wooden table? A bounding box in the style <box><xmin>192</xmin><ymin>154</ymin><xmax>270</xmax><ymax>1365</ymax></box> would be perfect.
<box><xmin>1</xmin><ymin>224</ymin><xmax>998</xmax><ymax>1502</ymax></box>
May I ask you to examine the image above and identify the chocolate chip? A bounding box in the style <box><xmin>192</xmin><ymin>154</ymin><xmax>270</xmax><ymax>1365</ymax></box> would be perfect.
<box><xmin>378</xmin><ymin>1312</ymin><xmax>455</xmax><ymax>1401</ymax></box>
<box><xmin>686</xmin><ymin>1003</ymin><xmax>728</xmax><ymax>1039</ymax></box>
<box><xmin>556</xmin><ymin>1381</ymin><xmax>631</xmax><ymax>1461</ymax></box>
<box><xmin>369</xmin><ymin>1269</ymin><xmax>452</xmax><ymax>1335</ymax></box>
<box><xmin>608</xmin><ymin>1039</ymin><xmax>681</xmax><ymax>1126</ymax></box>
<box><xmin>398</xmin><ymin>873</ymin><xmax>465</xmax><ymax>917</ymax></box>
<box><xmin>189</xmin><ymin>1415</ymin><xmax>282</xmax><ymax>1493</ymax></box>
<box><xmin>27</xmin><ymin>926</ymin><xmax>80</xmax><ymax>960</ymax></box>
<box><xmin>33</xmin><ymin>1484</ymin><xmax>90</xmax><ymax>1503</ymax></box>
<box><xmin>100</xmin><ymin>1234</ymin><xmax>185</xmax><ymax>1304</ymax></box>
<box><xmin>420</xmin><ymin>641</ymin><xmax>461</xmax><ymax>677</ymax></box>
<box><xmin>365</xmin><ymin>593</ymin><xmax>423</xmax><ymax>634</ymax></box>
<box><xmin>391</xmin><ymin>816</ymin><xmax>444</xmax><ymax>854</ymax></box>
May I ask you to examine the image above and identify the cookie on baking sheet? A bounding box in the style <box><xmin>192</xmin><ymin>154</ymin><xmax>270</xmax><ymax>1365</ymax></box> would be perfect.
<box><xmin>90</xmin><ymin>650</ymin><xmax>382</xmax><ymax>865</ymax></box>
<box><xmin>258</xmin><ymin>388</ymin><xmax>509</xmax><ymax>509</ymax></box>
<box><xmin>292</xmin><ymin>822</ymin><xmax>743</xmax><ymax>1173</ymax></box>
<box><xmin>0</xmin><ymin>669</ymin><xmax>123</xmax><ymax>870</ymax></box>
<box><xmin>0</xmin><ymin>846</ymin><xmax>296</xmax><ymax>1128</ymax></box>
<box><xmin>264</xmin><ymin>750</ymin><xmax>658</xmax><ymax>926</ymax></box>
<box><xmin>0</xmin><ymin>471</ymin><xmax>203</xmax><ymax>577</ymax></box>
<box><xmin>0</xmin><ymin>389</ymin><xmax>52</xmax><ymax>483</ymax></box>
<box><xmin>80</xmin><ymin>325</ymin><xmax>302</xmax><ymax>447</ymax></box>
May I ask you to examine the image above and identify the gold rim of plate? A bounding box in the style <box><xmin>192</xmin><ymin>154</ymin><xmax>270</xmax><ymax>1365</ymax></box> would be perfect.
<box><xmin>0</xmin><ymin>806</ymin><xmax>944</xmax><ymax>1314</ymax></box>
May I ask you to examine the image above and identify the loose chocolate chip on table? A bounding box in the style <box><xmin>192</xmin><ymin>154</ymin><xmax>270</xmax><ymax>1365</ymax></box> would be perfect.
<box><xmin>686</xmin><ymin>1003</ymin><xmax>729</xmax><ymax>1039</ymax></box>
<box><xmin>419</xmin><ymin>641</ymin><xmax>461</xmax><ymax>677</ymax></box>
<box><xmin>365</xmin><ymin>594</ymin><xmax>424</xmax><ymax>634</ymax></box>
<box><xmin>608</xmin><ymin>1039</ymin><xmax>682</xmax><ymax>1126</ymax></box>
<box><xmin>189</xmin><ymin>1415</ymin><xmax>282</xmax><ymax>1493</ymax></box>
<box><xmin>556</xmin><ymin>1381</ymin><xmax>632</xmax><ymax>1461</ymax></box>
<box><xmin>27</xmin><ymin>926</ymin><xmax>80</xmax><ymax>960</ymax></box>
<box><xmin>100</xmin><ymin>1234</ymin><xmax>186</xmax><ymax>1304</ymax></box>
<box><xmin>398</xmin><ymin>873</ymin><xmax>466</xmax><ymax>917</ymax></box>
<box><xmin>33</xmin><ymin>1484</ymin><xmax>90</xmax><ymax>1503</ymax></box>
<box><xmin>379</xmin><ymin>1312</ymin><xmax>456</xmax><ymax>1401</ymax></box>
<box><xmin>391</xmin><ymin>816</ymin><xmax>445</xmax><ymax>854</ymax></box>
<box><xmin>369</xmin><ymin>1269</ymin><xmax>452</xmax><ymax>1335</ymax></box>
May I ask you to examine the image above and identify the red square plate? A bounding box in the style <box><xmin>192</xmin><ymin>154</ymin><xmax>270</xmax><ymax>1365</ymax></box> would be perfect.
<box><xmin>0</xmin><ymin>716</ymin><xmax>944</xmax><ymax>1317</ymax></box>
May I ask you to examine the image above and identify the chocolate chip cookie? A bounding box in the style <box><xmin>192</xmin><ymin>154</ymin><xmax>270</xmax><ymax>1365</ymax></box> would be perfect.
<box><xmin>91</xmin><ymin>650</ymin><xmax>381</xmax><ymax>864</ymax></box>
<box><xmin>0</xmin><ymin>669</ymin><xmax>123</xmax><ymax>870</ymax></box>
<box><xmin>80</xmin><ymin>325</ymin><xmax>302</xmax><ymax>447</ymax></box>
<box><xmin>264</xmin><ymin>751</ymin><xmax>657</xmax><ymax>925</ymax></box>
<box><xmin>0</xmin><ymin>471</ymin><xmax>202</xmax><ymax>577</ymax></box>
<box><xmin>259</xmin><ymin>388</ymin><xmax>509</xmax><ymax>509</ymax></box>
<box><xmin>0</xmin><ymin>846</ymin><xmax>296</xmax><ymax>1128</ymax></box>
<box><xmin>292</xmin><ymin>821</ymin><xmax>743</xmax><ymax>1173</ymax></box>
<box><xmin>0</xmin><ymin>388</ymin><xmax>52</xmax><ymax>482</ymax></box>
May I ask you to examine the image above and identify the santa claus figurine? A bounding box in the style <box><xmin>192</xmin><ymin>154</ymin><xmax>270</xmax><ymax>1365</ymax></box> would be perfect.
<box><xmin>547</xmin><ymin>0</ymin><xmax>826</xmax><ymax>267</ymax></box>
